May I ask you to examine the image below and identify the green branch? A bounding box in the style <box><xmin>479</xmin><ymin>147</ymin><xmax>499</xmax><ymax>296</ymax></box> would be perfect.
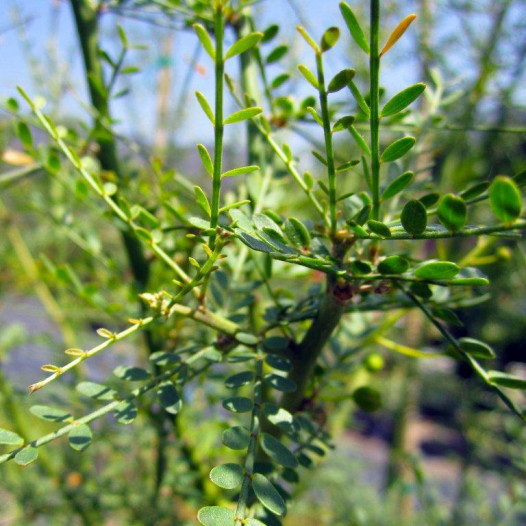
<box><xmin>234</xmin><ymin>358</ymin><xmax>263</xmax><ymax>525</ymax></box>
<box><xmin>370</xmin><ymin>0</ymin><xmax>381</xmax><ymax>220</ymax></box>
<box><xmin>210</xmin><ymin>5</ymin><xmax>225</xmax><ymax>248</ymax></box>
<box><xmin>0</xmin><ymin>348</ymin><xmax>212</xmax><ymax>465</ymax></box>
<box><xmin>316</xmin><ymin>52</ymin><xmax>338</xmax><ymax>235</ymax></box>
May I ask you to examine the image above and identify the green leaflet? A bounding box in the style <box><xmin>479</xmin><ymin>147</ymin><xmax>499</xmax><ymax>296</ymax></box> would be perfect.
<box><xmin>222</xmin><ymin>426</ymin><xmax>250</xmax><ymax>450</ymax></box>
<box><xmin>68</xmin><ymin>424</ymin><xmax>93</xmax><ymax>452</ymax></box>
<box><xmin>320</xmin><ymin>27</ymin><xmax>340</xmax><ymax>52</ymax></box>
<box><xmin>195</xmin><ymin>91</ymin><xmax>214</xmax><ymax>124</ymax></box>
<box><xmin>209</xmin><ymin>463</ymin><xmax>244</xmax><ymax>489</ymax></box>
<box><xmin>14</xmin><ymin>446</ymin><xmax>38</xmax><ymax>466</ymax></box>
<box><xmin>197</xmin><ymin>506</ymin><xmax>235</xmax><ymax>526</ymax></box>
<box><xmin>488</xmin><ymin>371</ymin><xmax>526</xmax><ymax>390</ymax></box>
<box><xmin>193</xmin><ymin>24</ymin><xmax>215</xmax><ymax>60</ymax></box>
<box><xmin>414</xmin><ymin>261</ymin><xmax>460</xmax><ymax>280</ymax></box>
<box><xmin>367</xmin><ymin>219</ymin><xmax>392</xmax><ymax>238</ymax></box>
<box><xmin>252</xmin><ymin>473</ymin><xmax>287</xmax><ymax>516</ymax></box>
<box><xmin>489</xmin><ymin>176</ymin><xmax>522</xmax><ymax>222</ymax></box>
<box><xmin>381</xmin><ymin>83</ymin><xmax>426</xmax><ymax>117</ymax></box>
<box><xmin>157</xmin><ymin>381</ymin><xmax>182</xmax><ymax>414</ymax></box>
<box><xmin>260</xmin><ymin>432</ymin><xmax>298</xmax><ymax>468</ymax></box>
<box><xmin>381</xmin><ymin>171</ymin><xmax>413</xmax><ymax>200</ymax></box>
<box><xmin>224</xmin><ymin>32</ymin><xmax>263</xmax><ymax>60</ymax></box>
<box><xmin>194</xmin><ymin>186</ymin><xmax>211</xmax><ymax>217</ymax></box>
<box><xmin>437</xmin><ymin>194</ymin><xmax>467</xmax><ymax>232</ymax></box>
<box><xmin>340</xmin><ymin>2</ymin><xmax>370</xmax><ymax>53</ymax></box>
<box><xmin>0</xmin><ymin>428</ymin><xmax>24</xmax><ymax>446</ymax></box>
<box><xmin>378</xmin><ymin>255</ymin><xmax>408</xmax><ymax>274</ymax></box>
<box><xmin>224</xmin><ymin>107</ymin><xmax>263</xmax><ymax>125</ymax></box>
<box><xmin>401</xmin><ymin>200</ymin><xmax>427</xmax><ymax>235</ymax></box>
<box><xmin>298</xmin><ymin>64</ymin><xmax>319</xmax><ymax>89</ymax></box>
<box><xmin>459</xmin><ymin>338</ymin><xmax>495</xmax><ymax>359</ymax></box>
<box><xmin>30</xmin><ymin>405</ymin><xmax>72</xmax><ymax>423</ymax></box>
<box><xmin>381</xmin><ymin>136</ymin><xmax>416</xmax><ymax>163</ymax></box>
<box><xmin>328</xmin><ymin>68</ymin><xmax>355</xmax><ymax>93</ymax></box>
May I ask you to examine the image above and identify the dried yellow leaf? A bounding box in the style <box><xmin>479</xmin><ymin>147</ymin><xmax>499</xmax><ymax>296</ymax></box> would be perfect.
<box><xmin>380</xmin><ymin>14</ymin><xmax>417</xmax><ymax>57</ymax></box>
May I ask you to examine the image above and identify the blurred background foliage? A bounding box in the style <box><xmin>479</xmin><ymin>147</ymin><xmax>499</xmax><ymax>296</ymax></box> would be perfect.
<box><xmin>0</xmin><ymin>0</ymin><xmax>525</xmax><ymax>524</ymax></box>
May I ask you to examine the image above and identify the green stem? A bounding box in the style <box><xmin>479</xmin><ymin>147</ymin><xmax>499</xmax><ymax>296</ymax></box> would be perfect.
<box><xmin>400</xmin><ymin>284</ymin><xmax>524</xmax><ymax>419</ymax></box>
<box><xmin>316</xmin><ymin>52</ymin><xmax>338</xmax><ymax>235</ymax></box>
<box><xmin>234</xmin><ymin>358</ymin><xmax>263</xmax><ymax>525</ymax></box>
<box><xmin>210</xmin><ymin>6</ymin><xmax>225</xmax><ymax>247</ymax></box>
<box><xmin>370</xmin><ymin>0</ymin><xmax>381</xmax><ymax>220</ymax></box>
<box><xmin>358</xmin><ymin>220</ymin><xmax>526</xmax><ymax>240</ymax></box>
<box><xmin>0</xmin><ymin>348</ymin><xmax>213</xmax><ymax>465</ymax></box>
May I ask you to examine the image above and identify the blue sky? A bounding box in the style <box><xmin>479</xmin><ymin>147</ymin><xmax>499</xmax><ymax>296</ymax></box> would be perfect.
<box><xmin>0</xmin><ymin>1</ymin><xmax>454</xmax><ymax>146</ymax></box>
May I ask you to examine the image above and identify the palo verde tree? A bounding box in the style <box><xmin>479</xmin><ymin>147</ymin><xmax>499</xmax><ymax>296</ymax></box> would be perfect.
<box><xmin>1</xmin><ymin>1</ymin><xmax>525</xmax><ymax>525</ymax></box>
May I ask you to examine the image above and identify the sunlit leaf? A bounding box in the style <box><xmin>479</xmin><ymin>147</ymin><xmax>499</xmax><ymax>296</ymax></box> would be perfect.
<box><xmin>209</xmin><ymin>463</ymin><xmax>244</xmax><ymax>489</ymax></box>
<box><xmin>489</xmin><ymin>176</ymin><xmax>522</xmax><ymax>222</ymax></box>
<box><xmin>320</xmin><ymin>27</ymin><xmax>340</xmax><ymax>52</ymax></box>
<box><xmin>68</xmin><ymin>424</ymin><xmax>92</xmax><ymax>452</ymax></box>
<box><xmin>14</xmin><ymin>446</ymin><xmax>38</xmax><ymax>466</ymax></box>
<box><xmin>381</xmin><ymin>83</ymin><xmax>426</xmax><ymax>117</ymax></box>
<box><xmin>0</xmin><ymin>428</ymin><xmax>24</xmax><ymax>446</ymax></box>
<box><xmin>197</xmin><ymin>506</ymin><xmax>235</xmax><ymax>526</ymax></box>
<box><xmin>225</xmin><ymin>32</ymin><xmax>263</xmax><ymax>60</ymax></box>
<box><xmin>340</xmin><ymin>2</ymin><xmax>370</xmax><ymax>53</ymax></box>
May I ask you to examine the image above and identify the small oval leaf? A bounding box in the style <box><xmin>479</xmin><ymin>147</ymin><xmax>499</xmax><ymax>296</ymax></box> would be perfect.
<box><xmin>381</xmin><ymin>83</ymin><xmax>426</xmax><ymax>117</ymax></box>
<box><xmin>113</xmin><ymin>365</ymin><xmax>150</xmax><ymax>382</ymax></box>
<box><xmin>114</xmin><ymin>400</ymin><xmax>138</xmax><ymax>425</ymax></box>
<box><xmin>260</xmin><ymin>432</ymin><xmax>298</xmax><ymax>468</ymax></box>
<box><xmin>30</xmin><ymin>405</ymin><xmax>72</xmax><ymax>423</ymax></box>
<box><xmin>401</xmin><ymin>199</ymin><xmax>427</xmax><ymax>235</ymax></box>
<box><xmin>340</xmin><ymin>2</ymin><xmax>370</xmax><ymax>53</ymax></box>
<box><xmin>488</xmin><ymin>371</ymin><xmax>526</xmax><ymax>390</ymax></box>
<box><xmin>378</xmin><ymin>255</ymin><xmax>409</xmax><ymax>274</ymax></box>
<box><xmin>222</xmin><ymin>426</ymin><xmax>250</xmax><ymax>450</ymax></box>
<box><xmin>265</xmin><ymin>374</ymin><xmax>296</xmax><ymax>392</ymax></box>
<box><xmin>225</xmin><ymin>32</ymin><xmax>263</xmax><ymax>60</ymax></box>
<box><xmin>224</xmin><ymin>107</ymin><xmax>263</xmax><ymax>125</ymax></box>
<box><xmin>414</xmin><ymin>261</ymin><xmax>460</xmax><ymax>280</ymax></box>
<box><xmin>222</xmin><ymin>396</ymin><xmax>253</xmax><ymax>413</ymax></box>
<box><xmin>76</xmin><ymin>381</ymin><xmax>117</xmax><ymax>401</ymax></box>
<box><xmin>437</xmin><ymin>194</ymin><xmax>467</xmax><ymax>232</ymax></box>
<box><xmin>328</xmin><ymin>68</ymin><xmax>355</xmax><ymax>93</ymax></box>
<box><xmin>321</xmin><ymin>26</ymin><xmax>340</xmax><ymax>52</ymax></box>
<box><xmin>252</xmin><ymin>473</ymin><xmax>287</xmax><ymax>516</ymax></box>
<box><xmin>297</xmin><ymin>64</ymin><xmax>319</xmax><ymax>89</ymax></box>
<box><xmin>225</xmin><ymin>371</ymin><xmax>254</xmax><ymax>389</ymax></box>
<box><xmin>193</xmin><ymin>24</ymin><xmax>215</xmax><ymax>60</ymax></box>
<box><xmin>14</xmin><ymin>446</ymin><xmax>38</xmax><ymax>466</ymax></box>
<box><xmin>459</xmin><ymin>338</ymin><xmax>495</xmax><ymax>359</ymax></box>
<box><xmin>381</xmin><ymin>171</ymin><xmax>414</xmax><ymax>200</ymax></box>
<box><xmin>367</xmin><ymin>220</ymin><xmax>392</xmax><ymax>238</ymax></box>
<box><xmin>210</xmin><ymin>463</ymin><xmax>244</xmax><ymax>489</ymax></box>
<box><xmin>157</xmin><ymin>381</ymin><xmax>182</xmax><ymax>414</ymax></box>
<box><xmin>489</xmin><ymin>176</ymin><xmax>522</xmax><ymax>222</ymax></box>
<box><xmin>0</xmin><ymin>428</ymin><xmax>24</xmax><ymax>446</ymax></box>
<box><xmin>68</xmin><ymin>424</ymin><xmax>93</xmax><ymax>452</ymax></box>
<box><xmin>381</xmin><ymin>136</ymin><xmax>416</xmax><ymax>163</ymax></box>
<box><xmin>197</xmin><ymin>506</ymin><xmax>235</xmax><ymax>526</ymax></box>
